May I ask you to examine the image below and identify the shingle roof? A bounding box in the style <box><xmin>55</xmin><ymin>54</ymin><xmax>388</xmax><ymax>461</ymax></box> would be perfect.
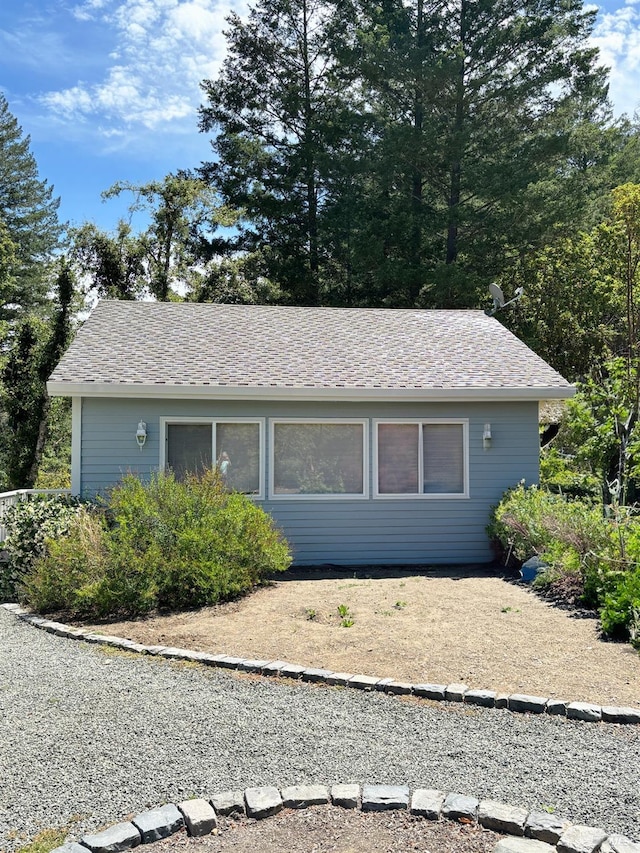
<box><xmin>47</xmin><ymin>300</ymin><xmax>573</xmax><ymax>400</ymax></box>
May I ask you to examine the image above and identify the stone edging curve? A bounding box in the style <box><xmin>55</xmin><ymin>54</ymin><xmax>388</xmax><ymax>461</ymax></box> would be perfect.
<box><xmin>3</xmin><ymin>603</ymin><xmax>640</xmax><ymax>725</ymax></box>
<box><xmin>49</xmin><ymin>783</ymin><xmax>640</xmax><ymax>853</ymax></box>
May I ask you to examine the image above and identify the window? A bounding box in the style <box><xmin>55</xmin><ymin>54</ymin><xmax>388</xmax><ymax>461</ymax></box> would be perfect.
<box><xmin>375</xmin><ymin>420</ymin><xmax>467</xmax><ymax>497</ymax></box>
<box><xmin>162</xmin><ymin>418</ymin><xmax>263</xmax><ymax>496</ymax></box>
<box><xmin>271</xmin><ymin>420</ymin><xmax>367</xmax><ymax>498</ymax></box>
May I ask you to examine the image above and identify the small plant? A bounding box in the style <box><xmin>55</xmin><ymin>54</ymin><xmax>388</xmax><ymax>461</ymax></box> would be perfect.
<box><xmin>501</xmin><ymin>606</ymin><xmax>520</xmax><ymax>613</ymax></box>
<box><xmin>394</xmin><ymin>600</ymin><xmax>407</xmax><ymax>609</ymax></box>
<box><xmin>337</xmin><ymin>603</ymin><xmax>354</xmax><ymax>627</ymax></box>
<box><xmin>305</xmin><ymin>608</ymin><xmax>317</xmax><ymax>621</ymax></box>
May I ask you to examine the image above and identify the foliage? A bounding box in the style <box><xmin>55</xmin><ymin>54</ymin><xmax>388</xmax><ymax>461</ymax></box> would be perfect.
<box><xmin>539</xmin><ymin>447</ymin><xmax>599</xmax><ymax>499</ymax></box>
<box><xmin>488</xmin><ymin>482</ymin><xmax>606</xmax><ymax>564</ymax></box>
<box><xmin>34</xmin><ymin>398</ymin><xmax>72</xmax><ymax>489</ymax></box>
<box><xmin>501</xmin><ymin>232</ymin><xmax>624</xmax><ymax>381</ymax></box>
<box><xmin>103</xmin><ymin>174</ymin><xmax>229</xmax><ymax>301</ymax></box>
<box><xmin>489</xmin><ymin>483</ymin><xmax>640</xmax><ymax>644</ymax></box>
<box><xmin>551</xmin><ymin>360</ymin><xmax>640</xmax><ymax>506</ymax></box>
<box><xmin>1</xmin><ymin>260</ymin><xmax>75</xmax><ymax>488</ymax></box>
<box><xmin>199</xmin><ymin>0</ymin><xmax>609</xmax><ymax>307</ymax></box>
<box><xmin>0</xmin><ymin>494</ymin><xmax>81</xmax><ymax>601</ymax></box>
<box><xmin>601</xmin><ymin>564</ymin><xmax>640</xmax><ymax>647</ymax></box>
<box><xmin>69</xmin><ymin>220</ymin><xmax>146</xmax><ymax>300</ymax></box>
<box><xmin>24</xmin><ymin>471</ymin><xmax>292</xmax><ymax>617</ymax></box>
<box><xmin>199</xmin><ymin>0</ymin><xmax>354</xmax><ymax>307</ymax></box>
<box><xmin>0</xmin><ymin>94</ymin><xmax>62</xmax><ymax>320</ymax></box>
<box><xmin>189</xmin><ymin>253</ymin><xmax>283</xmax><ymax>305</ymax></box>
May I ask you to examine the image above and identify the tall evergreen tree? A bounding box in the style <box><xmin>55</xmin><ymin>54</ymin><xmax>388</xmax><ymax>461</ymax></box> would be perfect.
<box><xmin>339</xmin><ymin>0</ymin><xmax>610</xmax><ymax>306</ymax></box>
<box><xmin>199</xmin><ymin>0</ymin><xmax>362</xmax><ymax>306</ymax></box>
<box><xmin>0</xmin><ymin>94</ymin><xmax>62</xmax><ymax>320</ymax></box>
<box><xmin>2</xmin><ymin>260</ymin><xmax>75</xmax><ymax>488</ymax></box>
<box><xmin>200</xmin><ymin>0</ymin><xmax>610</xmax><ymax>308</ymax></box>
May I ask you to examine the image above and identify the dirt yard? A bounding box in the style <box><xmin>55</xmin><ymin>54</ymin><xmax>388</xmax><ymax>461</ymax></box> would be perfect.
<box><xmin>80</xmin><ymin>567</ymin><xmax>640</xmax><ymax>707</ymax></box>
<box><xmin>148</xmin><ymin>805</ymin><xmax>504</xmax><ymax>853</ymax></box>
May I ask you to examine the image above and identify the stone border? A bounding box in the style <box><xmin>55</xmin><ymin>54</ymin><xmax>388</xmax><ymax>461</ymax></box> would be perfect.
<box><xmin>3</xmin><ymin>603</ymin><xmax>640</xmax><ymax>725</ymax></box>
<box><xmin>50</xmin><ymin>783</ymin><xmax>640</xmax><ymax>853</ymax></box>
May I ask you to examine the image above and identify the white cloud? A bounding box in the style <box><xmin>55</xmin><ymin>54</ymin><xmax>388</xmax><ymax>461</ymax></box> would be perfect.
<box><xmin>591</xmin><ymin>4</ymin><xmax>640</xmax><ymax>116</ymax></box>
<box><xmin>40</xmin><ymin>0</ymin><xmax>247</xmax><ymax>145</ymax></box>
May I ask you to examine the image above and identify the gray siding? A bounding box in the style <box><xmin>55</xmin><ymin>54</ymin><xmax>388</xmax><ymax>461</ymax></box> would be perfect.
<box><xmin>78</xmin><ymin>397</ymin><xmax>539</xmax><ymax>565</ymax></box>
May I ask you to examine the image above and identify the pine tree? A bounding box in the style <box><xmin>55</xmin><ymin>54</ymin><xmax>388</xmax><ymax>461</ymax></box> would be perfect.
<box><xmin>200</xmin><ymin>0</ymin><xmax>610</xmax><ymax>308</ymax></box>
<box><xmin>199</xmin><ymin>0</ymin><xmax>360</xmax><ymax>306</ymax></box>
<box><xmin>0</xmin><ymin>94</ymin><xmax>62</xmax><ymax>319</ymax></box>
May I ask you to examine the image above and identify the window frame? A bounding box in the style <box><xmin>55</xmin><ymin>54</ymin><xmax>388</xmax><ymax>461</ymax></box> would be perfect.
<box><xmin>159</xmin><ymin>416</ymin><xmax>265</xmax><ymax>499</ymax></box>
<box><xmin>269</xmin><ymin>417</ymin><xmax>369</xmax><ymax>500</ymax></box>
<box><xmin>373</xmin><ymin>418</ymin><xmax>469</xmax><ymax>499</ymax></box>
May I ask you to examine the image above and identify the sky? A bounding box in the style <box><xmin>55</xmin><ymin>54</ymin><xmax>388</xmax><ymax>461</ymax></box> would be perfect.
<box><xmin>1</xmin><ymin>0</ymin><xmax>640</xmax><ymax>233</ymax></box>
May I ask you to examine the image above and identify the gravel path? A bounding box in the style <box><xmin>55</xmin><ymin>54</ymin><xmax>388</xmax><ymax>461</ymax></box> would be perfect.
<box><xmin>1</xmin><ymin>608</ymin><xmax>639</xmax><ymax>852</ymax></box>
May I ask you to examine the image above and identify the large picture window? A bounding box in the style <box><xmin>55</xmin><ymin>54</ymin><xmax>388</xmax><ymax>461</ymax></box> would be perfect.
<box><xmin>375</xmin><ymin>420</ymin><xmax>467</xmax><ymax>497</ymax></box>
<box><xmin>162</xmin><ymin>419</ymin><xmax>263</xmax><ymax>496</ymax></box>
<box><xmin>271</xmin><ymin>420</ymin><xmax>367</xmax><ymax>498</ymax></box>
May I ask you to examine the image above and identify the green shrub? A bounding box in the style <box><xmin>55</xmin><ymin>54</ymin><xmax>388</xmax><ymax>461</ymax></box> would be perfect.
<box><xmin>487</xmin><ymin>482</ymin><xmax>605</xmax><ymax>566</ymax></box>
<box><xmin>489</xmin><ymin>482</ymin><xmax>640</xmax><ymax>644</ymax></box>
<box><xmin>24</xmin><ymin>470</ymin><xmax>292</xmax><ymax>617</ymax></box>
<box><xmin>23</xmin><ymin>508</ymin><xmax>108</xmax><ymax>613</ymax></box>
<box><xmin>0</xmin><ymin>495</ymin><xmax>82</xmax><ymax>602</ymax></box>
<box><xmin>600</xmin><ymin>569</ymin><xmax>640</xmax><ymax>643</ymax></box>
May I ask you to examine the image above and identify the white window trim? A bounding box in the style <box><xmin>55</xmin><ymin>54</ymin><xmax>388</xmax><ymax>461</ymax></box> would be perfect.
<box><xmin>269</xmin><ymin>418</ymin><xmax>369</xmax><ymax>500</ymax></box>
<box><xmin>373</xmin><ymin>418</ymin><xmax>469</xmax><ymax>499</ymax></box>
<box><xmin>159</xmin><ymin>416</ymin><xmax>265</xmax><ymax>499</ymax></box>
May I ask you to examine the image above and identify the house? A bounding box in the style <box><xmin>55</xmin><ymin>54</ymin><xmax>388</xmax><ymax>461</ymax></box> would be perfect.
<box><xmin>47</xmin><ymin>300</ymin><xmax>574</xmax><ymax>565</ymax></box>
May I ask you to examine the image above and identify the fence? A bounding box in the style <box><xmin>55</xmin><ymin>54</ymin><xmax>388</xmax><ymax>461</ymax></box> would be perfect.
<box><xmin>0</xmin><ymin>489</ymin><xmax>71</xmax><ymax>545</ymax></box>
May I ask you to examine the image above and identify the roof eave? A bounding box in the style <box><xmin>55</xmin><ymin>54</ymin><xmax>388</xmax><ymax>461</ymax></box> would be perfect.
<box><xmin>46</xmin><ymin>380</ymin><xmax>576</xmax><ymax>403</ymax></box>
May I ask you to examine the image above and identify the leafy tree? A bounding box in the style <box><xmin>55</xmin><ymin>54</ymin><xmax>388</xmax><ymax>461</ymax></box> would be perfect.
<box><xmin>531</xmin><ymin>184</ymin><xmax>640</xmax><ymax>506</ymax></box>
<box><xmin>103</xmin><ymin>174</ymin><xmax>226</xmax><ymax>301</ymax></box>
<box><xmin>555</xmin><ymin>361</ymin><xmax>640</xmax><ymax>506</ymax></box>
<box><xmin>501</xmin><ymin>232</ymin><xmax>623</xmax><ymax>381</ymax></box>
<box><xmin>71</xmin><ymin>174</ymin><xmax>233</xmax><ymax>301</ymax></box>
<box><xmin>0</xmin><ymin>94</ymin><xmax>61</xmax><ymax>319</ymax></box>
<box><xmin>69</xmin><ymin>220</ymin><xmax>145</xmax><ymax>300</ymax></box>
<box><xmin>190</xmin><ymin>253</ymin><xmax>283</xmax><ymax>304</ymax></box>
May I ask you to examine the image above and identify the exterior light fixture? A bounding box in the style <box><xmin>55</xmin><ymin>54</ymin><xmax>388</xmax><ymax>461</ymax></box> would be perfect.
<box><xmin>136</xmin><ymin>421</ymin><xmax>147</xmax><ymax>449</ymax></box>
<box><xmin>483</xmin><ymin>423</ymin><xmax>492</xmax><ymax>450</ymax></box>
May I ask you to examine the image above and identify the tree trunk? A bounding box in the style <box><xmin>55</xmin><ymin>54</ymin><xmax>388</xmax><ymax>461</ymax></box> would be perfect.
<box><xmin>446</xmin><ymin>0</ymin><xmax>467</xmax><ymax>267</ymax></box>
<box><xmin>302</xmin><ymin>0</ymin><xmax>320</xmax><ymax>306</ymax></box>
<box><xmin>25</xmin><ymin>396</ymin><xmax>51</xmax><ymax>488</ymax></box>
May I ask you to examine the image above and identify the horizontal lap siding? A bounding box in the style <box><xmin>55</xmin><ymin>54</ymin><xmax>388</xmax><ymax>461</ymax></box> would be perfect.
<box><xmin>264</xmin><ymin>500</ymin><xmax>497</xmax><ymax>564</ymax></box>
<box><xmin>79</xmin><ymin>397</ymin><xmax>539</xmax><ymax>565</ymax></box>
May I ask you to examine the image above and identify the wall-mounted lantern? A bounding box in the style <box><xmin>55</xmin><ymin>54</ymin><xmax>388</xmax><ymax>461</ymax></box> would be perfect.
<box><xmin>136</xmin><ymin>421</ymin><xmax>147</xmax><ymax>449</ymax></box>
<box><xmin>483</xmin><ymin>423</ymin><xmax>492</xmax><ymax>450</ymax></box>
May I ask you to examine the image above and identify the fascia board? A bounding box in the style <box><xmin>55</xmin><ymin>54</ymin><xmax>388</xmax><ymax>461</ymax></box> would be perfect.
<box><xmin>47</xmin><ymin>380</ymin><xmax>576</xmax><ymax>402</ymax></box>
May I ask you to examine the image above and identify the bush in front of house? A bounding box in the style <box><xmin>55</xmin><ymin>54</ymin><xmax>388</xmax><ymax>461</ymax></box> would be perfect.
<box><xmin>23</xmin><ymin>470</ymin><xmax>292</xmax><ymax>617</ymax></box>
<box><xmin>0</xmin><ymin>494</ymin><xmax>82</xmax><ymax>602</ymax></box>
<box><xmin>488</xmin><ymin>483</ymin><xmax>640</xmax><ymax>646</ymax></box>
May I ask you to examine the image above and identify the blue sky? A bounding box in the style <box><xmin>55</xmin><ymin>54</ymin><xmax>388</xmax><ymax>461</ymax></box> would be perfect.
<box><xmin>1</xmin><ymin>0</ymin><xmax>639</xmax><ymax>232</ymax></box>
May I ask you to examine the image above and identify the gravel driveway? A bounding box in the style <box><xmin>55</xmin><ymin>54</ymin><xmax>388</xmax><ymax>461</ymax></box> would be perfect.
<box><xmin>1</xmin><ymin>607</ymin><xmax>638</xmax><ymax>851</ymax></box>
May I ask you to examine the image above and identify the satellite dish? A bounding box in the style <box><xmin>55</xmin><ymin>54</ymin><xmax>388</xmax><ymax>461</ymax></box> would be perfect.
<box><xmin>486</xmin><ymin>283</ymin><xmax>524</xmax><ymax>315</ymax></box>
<box><xmin>489</xmin><ymin>282</ymin><xmax>505</xmax><ymax>310</ymax></box>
